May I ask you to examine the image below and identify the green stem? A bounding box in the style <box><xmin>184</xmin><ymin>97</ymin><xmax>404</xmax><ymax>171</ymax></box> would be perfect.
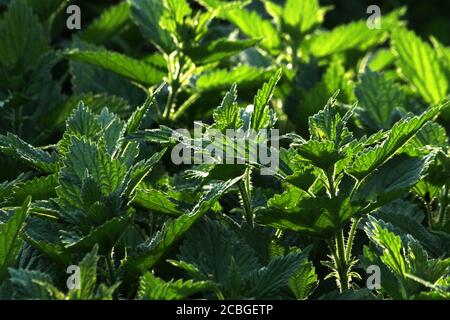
<box><xmin>335</xmin><ymin>229</ymin><xmax>349</xmax><ymax>292</ymax></box>
<box><xmin>438</xmin><ymin>186</ymin><xmax>448</xmax><ymax>227</ymax></box>
<box><xmin>325</xmin><ymin>167</ymin><xmax>336</xmax><ymax>197</ymax></box>
<box><xmin>163</xmin><ymin>52</ymin><xmax>187</xmax><ymax>121</ymax></box>
<box><xmin>239</xmin><ymin>168</ymin><xmax>253</xmax><ymax>226</ymax></box>
<box><xmin>171</xmin><ymin>93</ymin><xmax>200</xmax><ymax>121</ymax></box>
<box><xmin>163</xmin><ymin>82</ymin><xmax>180</xmax><ymax>120</ymax></box>
<box><xmin>424</xmin><ymin>201</ymin><xmax>434</xmax><ymax>229</ymax></box>
<box><xmin>345</xmin><ymin>217</ymin><xmax>361</xmax><ymax>262</ymax></box>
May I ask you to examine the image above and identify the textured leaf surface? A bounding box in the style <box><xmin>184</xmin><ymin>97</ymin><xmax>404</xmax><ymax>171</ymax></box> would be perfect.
<box><xmin>186</xmin><ymin>38</ymin><xmax>259</xmax><ymax>65</ymax></box>
<box><xmin>65</xmin><ymin>49</ymin><xmax>165</xmax><ymax>86</ymax></box>
<box><xmin>347</xmin><ymin>104</ymin><xmax>442</xmax><ymax>180</ymax></box>
<box><xmin>137</xmin><ymin>272</ymin><xmax>212</xmax><ymax>300</ymax></box>
<box><xmin>0</xmin><ymin>197</ymin><xmax>31</xmax><ymax>282</ymax></box>
<box><xmin>79</xmin><ymin>1</ymin><xmax>130</xmax><ymax>44</ymax></box>
<box><xmin>392</xmin><ymin>28</ymin><xmax>448</xmax><ymax>104</ymax></box>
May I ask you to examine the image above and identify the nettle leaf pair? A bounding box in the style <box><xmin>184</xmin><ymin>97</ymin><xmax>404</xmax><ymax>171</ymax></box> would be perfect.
<box><xmin>166</xmin><ymin>219</ymin><xmax>316</xmax><ymax>300</ymax></box>
<box><xmin>0</xmin><ymin>104</ymin><xmax>163</xmax><ymax>253</ymax></box>
<box><xmin>134</xmin><ymin>71</ymin><xmax>282</xmax><ymax>226</ymax></box>
<box><xmin>0</xmin><ymin>96</ymin><xmax>251</xmax><ymax>298</ymax></box>
<box><xmin>0</xmin><ymin>102</ymin><xmax>156</xmax><ymax>296</ymax></box>
<box><xmin>363</xmin><ymin>217</ymin><xmax>450</xmax><ymax>299</ymax></box>
<box><xmin>258</xmin><ymin>93</ymin><xmax>447</xmax><ymax>291</ymax></box>
<box><xmin>206</xmin><ymin>0</ymin><xmax>402</xmax><ymax>60</ymax></box>
<box><xmin>262</xmin><ymin>96</ymin><xmax>443</xmax><ymax>236</ymax></box>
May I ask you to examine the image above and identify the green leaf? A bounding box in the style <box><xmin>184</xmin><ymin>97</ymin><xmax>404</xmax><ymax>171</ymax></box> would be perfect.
<box><xmin>178</xmin><ymin>219</ymin><xmax>259</xmax><ymax>288</ymax></box>
<box><xmin>23</xmin><ymin>0</ymin><xmax>68</xmax><ymax>25</ymax></box>
<box><xmin>137</xmin><ymin>272</ymin><xmax>212</xmax><ymax>300</ymax></box>
<box><xmin>197</xmin><ymin>65</ymin><xmax>270</xmax><ymax>92</ymax></box>
<box><xmin>9</xmin><ymin>268</ymin><xmax>53</xmax><ymax>299</ymax></box>
<box><xmin>23</xmin><ymin>217</ymin><xmax>69</xmax><ymax>266</ymax></box>
<box><xmin>353</xmin><ymin>154</ymin><xmax>433</xmax><ymax>209</ymax></box>
<box><xmin>251</xmin><ymin>69</ymin><xmax>281</xmax><ymax>131</ymax></box>
<box><xmin>288</xmin><ymin>259</ymin><xmax>318</xmax><ymax>300</ymax></box>
<box><xmin>129</xmin><ymin>0</ymin><xmax>175</xmax><ymax>53</ymax></box>
<box><xmin>246</xmin><ymin>250</ymin><xmax>309</xmax><ymax>299</ymax></box>
<box><xmin>260</xmin><ymin>190</ymin><xmax>360</xmax><ymax>237</ymax></box>
<box><xmin>45</xmin><ymin>93</ymin><xmax>130</xmax><ymax>129</ymax></box>
<box><xmin>305</xmin><ymin>9</ymin><xmax>403</xmax><ymax>57</ymax></box>
<box><xmin>308</xmin><ymin>92</ymin><xmax>352</xmax><ymax>145</ymax></box>
<box><xmin>280</xmin><ymin>149</ymin><xmax>316</xmax><ymax>191</ymax></box>
<box><xmin>67</xmin><ymin>245</ymin><xmax>118</xmax><ymax>299</ymax></box>
<box><xmin>161</xmin><ymin>0</ymin><xmax>192</xmax><ymax>29</ymax></box>
<box><xmin>288</xmin><ymin>60</ymin><xmax>354</xmax><ymax>131</ymax></box>
<box><xmin>212</xmin><ymin>83</ymin><xmax>241</xmax><ymax>131</ymax></box>
<box><xmin>406</xmin><ymin>240</ymin><xmax>449</xmax><ymax>285</ymax></box>
<box><xmin>360</xmin><ymin>244</ymin><xmax>403</xmax><ymax>299</ymax></box>
<box><xmin>59</xmin><ymin>137</ymin><xmax>127</xmax><ymax>200</ymax></box>
<box><xmin>364</xmin><ymin>217</ymin><xmax>407</xmax><ymax>277</ymax></box>
<box><xmin>58</xmin><ymin>104</ymin><xmax>127</xmax><ymax>156</ymax></box>
<box><xmin>366</xmin><ymin>49</ymin><xmax>395</xmax><ymax>71</ymax></box>
<box><xmin>347</xmin><ymin>104</ymin><xmax>443</xmax><ymax>180</ymax></box>
<box><xmin>0</xmin><ymin>133</ymin><xmax>58</xmax><ymax>173</ymax></box>
<box><xmin>68</xmin><ymin>39</ymin><xmax>146</xmax><ymax>106</ymax></box>
<box><xmin>121</xmin><ymin>176</ymin><xmax>241</xmax><ymax>279</ymax></box>
<box><xmin>408</xmin><ymin>122</ymin><xmax>449</xmax><ymax>150</ymax></box>
<box><xmin>225</xmin><ymin>8</ymin><xmax>280</xmax><ymax>54</ymax></box>
<box><xmin>282</xmin><ymin>0</ymin><xmax>323</xmax><ymax>35</ymax></box>
<box><xmin>63</xmin><ymin>213</ymin><xmax>132</xmax><ymax>253</ymax></box>
<box><xmin>127</xmin><ymin>85</ymin><xmax>163</xmax><ymax>135</ymax></box>
<box><xmin>392</xmin><ymin>28</ymin><xmax>448</xmax><ymax>104</ymax></box>
<box><xmin>126</xmin><ymin>148</ymin><xmax>167</xmax><ymax>197</ymax></box>
<box><xmin>6</xmin><ymin>174</ymin><xmax>57</xmax><ymax>206</ymax></box>
<box><xmin>69</xmin><ymin>246</ymin><xmax>100</xmax><ymax>299</ymax></box>
<box><xmin>65</xmin><ymin>49</ymin><xmax>165</xmax><ymax>87</ymax></box>
<box><xmin>0</xmin><ymin>174</ymin><xmax>30</xmax><ymax>205</ymax></box>
<box><xmin>372</xmin><ymin>204</ymin><xmax>450</xmax><ymax>257</ymax></box>
<box><xmin>133</xmin><ymin>188</ymin><xmax>186</xmax><ymax>216</ymax></box>
<box><xmin>0</xmin><ymin>197</ymin><xmax>31</xmax><ymax>283</ymax></box>
<box><xmin>0</xmin><ymin>0</ymin><xmax>49</xmax><ymax>70</ymax></box>
<box><xmin>355</xmin><ymin>69</ymin><xmax>406</xmax><ymax>131</ymax></box>
<box><xmin>185</xmin><ymin>38</ymin><xmax>259</xmax><ymax>65</ymax></box>
<box><xmin>296</xmin><ymin>140</ymin><xmax>344</xmax><ymax>170</ymax></box>
<box><xmin>79</xmin><ymin>1</ymin><xmax>131</xmax><ymax>44</ymax></box>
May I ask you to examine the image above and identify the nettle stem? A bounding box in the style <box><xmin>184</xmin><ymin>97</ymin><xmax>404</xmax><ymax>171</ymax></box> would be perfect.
<box><xmin>163</xmin><ymin>52</ymin><xmax>185</xmax><ymax>121</ymax></box>
<box><xmin>334</xmin><ymin>229</ymin><xmax>349</xmax><ymax>291</ymax></box>
<box><xmin>239</xmin><ymin>168</ymin><xmax>254</xmax><ymax>226</ymax></box>
<box><xmin>325</xmin><ymin>165</ymin><xmax>360</xmax><ymax>292</ymax></box>
<box><xmin>346</xmin><ymin>217</ymin><xmax>361</xmax><ymax>262</ymax></box>
<box><xmin>438</xmin><ymin>185</ymin><xmax>449</xmax><ymax>227</ymax></box>
<box><xmin>163</xmin><ymin>80</ymin><xmax>181</xmax><ymax>120</ymax></box>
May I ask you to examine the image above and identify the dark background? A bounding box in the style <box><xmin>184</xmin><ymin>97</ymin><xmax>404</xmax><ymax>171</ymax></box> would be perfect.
<box><xmin>322</xmin><ymin>0</ymin><xmax>450</xmax><ymax>44</ymax></box>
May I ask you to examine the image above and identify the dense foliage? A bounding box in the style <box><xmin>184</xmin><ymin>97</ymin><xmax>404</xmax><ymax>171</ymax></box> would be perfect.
<box><xmin>0</xmin><ymin>0</ymin><xmax>449</xmax><ymax>300</ymax></box>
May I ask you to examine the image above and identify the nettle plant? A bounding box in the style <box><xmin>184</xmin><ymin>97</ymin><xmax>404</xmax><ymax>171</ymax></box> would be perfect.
<box><xmin>133</xmin><ymin>71</ymin><xmax>449</xmax><ymax>298</ymax></box>
<box><xmin>257</xmin><ymin>94</ymin><xmax>449</xmax><ymax>293</ymax></box>
<box><xmin>0</xmin><ymin>99</ymin><xmax>237</xmax><ymax>298</ymax></box>
<box><xmin>1</xmin><ymin>0</ymin><xmax>450</xmax><ymax>301</ymax></box>
<box><xmin>0</xmin><ymin>78</ymin><xmax>316</xmax><ymax>299</ymax></box>
<box><xmin>65</xmin><ymin>0</ymin><xmax>268</xmax><ymax>124</ymax></box>
<box><xmin>198</xmin><ymin>0</ymin><xmax>405</xmax><ymax>131</ymax></box>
